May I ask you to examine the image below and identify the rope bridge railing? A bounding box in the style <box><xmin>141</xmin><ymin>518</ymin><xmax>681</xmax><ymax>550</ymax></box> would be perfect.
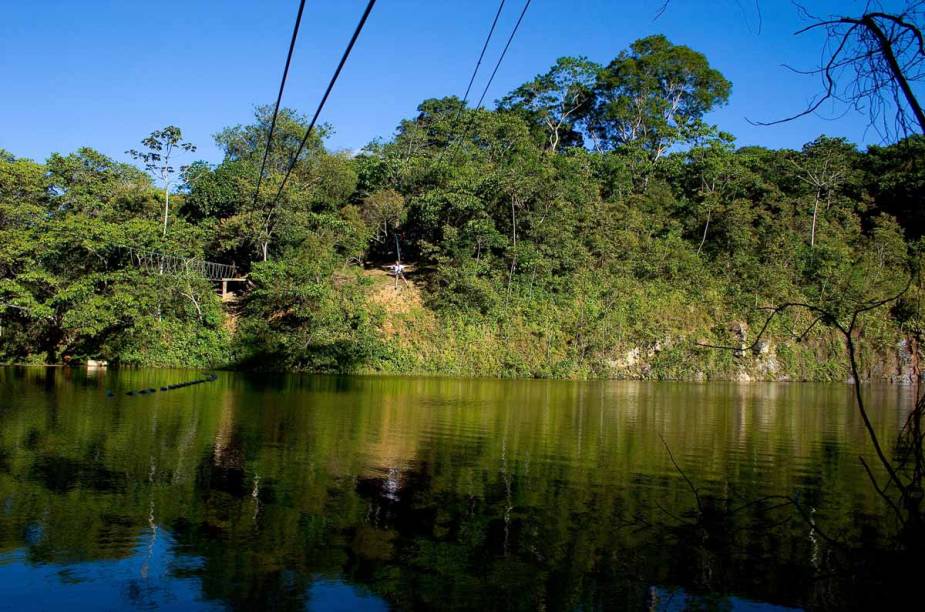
<box><xmin>119</xmin><ymin>246</ymin><xmax>237</xmax><ymax>281</ymax></box>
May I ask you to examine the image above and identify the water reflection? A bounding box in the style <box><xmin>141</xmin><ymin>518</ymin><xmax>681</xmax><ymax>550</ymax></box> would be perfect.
<box><xmin>0</xmin><ymin>367</ymin><xmax>916</xmax><ymax>610</ymax></box>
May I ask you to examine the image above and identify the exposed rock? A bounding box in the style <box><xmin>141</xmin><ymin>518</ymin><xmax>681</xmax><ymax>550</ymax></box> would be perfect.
<box><xmin>601</xmin><ymin>332</ymin><xmax>922</xmax><ymax>382</ymax></box>
<box><xmin>730</xmin><ymin>321</ymin><xmax>749</xmax><ymax>337</ymax></box>
<box><xmin>751</xmin><ymin>340</ymin><xmax>779</xmax><ymax>379</ymax></box>
<box><xmin>895</xmin><ymin>338</ymin><xmax>917</xmax><ymax>385</ymax></box>
<box><xmin>756</xmin><ymin>355</ymin><xmax>779</xmax><ymax>378</ymax></box>
<box><xmin>605</xmin><ymin>347</ymin><xmax>649</xmax><ymax>378</ymax></box>
<box><xmin>622</xmin><ymin>347</ymin><xmax>641</xmax><ymax>368</ymax></box>
<box><xmin>730</xmin><ymin>321</ymin><xmax>749</xmax><ymax>357</ymax></box>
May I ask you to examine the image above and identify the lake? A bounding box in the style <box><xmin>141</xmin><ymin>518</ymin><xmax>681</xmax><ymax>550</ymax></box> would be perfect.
<box><xmin>0</xmin><ymin>367</ymin><xmax>915</xmax><ymax>610</ymax></box>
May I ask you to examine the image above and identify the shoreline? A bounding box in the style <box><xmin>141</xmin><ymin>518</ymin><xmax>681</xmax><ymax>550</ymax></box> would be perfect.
<box><xmin>2</xmin><ymin>362</ymin><xmax>920</xmax><ymax>385</ymax></box>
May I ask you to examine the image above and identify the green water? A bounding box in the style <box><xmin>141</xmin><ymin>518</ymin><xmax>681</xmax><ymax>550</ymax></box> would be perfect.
<box><xmin>0</xmin><ymin>367</ymin><xmax>914</xmax><ymax>610</ymax></box>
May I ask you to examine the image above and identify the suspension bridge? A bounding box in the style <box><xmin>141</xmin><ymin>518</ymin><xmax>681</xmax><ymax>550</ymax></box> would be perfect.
<box><xmin>121</xmin><ymin>246</ymin><xmax>237</xmax><ymax>280</ymax></box>
<box><xmin>118</xmin><ymin>246</ymin><xmax>245</xmax><ymax>297</ymax></box>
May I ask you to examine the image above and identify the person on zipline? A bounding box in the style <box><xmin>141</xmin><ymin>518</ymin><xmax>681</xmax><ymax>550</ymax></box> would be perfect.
<box><xmin>390</xmin><ymin>260</ymin><xmax>408</xmax><ymax>289</ymax></box>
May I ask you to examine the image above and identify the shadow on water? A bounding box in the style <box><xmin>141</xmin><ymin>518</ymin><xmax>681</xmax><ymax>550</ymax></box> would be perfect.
<box><xmin>0</xmin><ymin>366</ymin><xmax>919</xmax><ymax>610</ymax></box>
<box><xmin>29</xmin><ymin>454</ymin><xmax>128</xmax><ymax>494</ymax></box>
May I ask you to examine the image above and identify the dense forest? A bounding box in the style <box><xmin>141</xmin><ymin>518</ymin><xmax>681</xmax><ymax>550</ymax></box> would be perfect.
<box><xmin>1</xmin><ymin>35</ymin><xmax>923</xmax><ymax>380</ymax></box>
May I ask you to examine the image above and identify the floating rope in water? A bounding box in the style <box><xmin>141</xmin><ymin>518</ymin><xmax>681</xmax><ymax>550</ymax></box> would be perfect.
<box><xmin>107</xmin><ymin>373</ymin><xmax>218</xmax><ymax>398</ymax></box>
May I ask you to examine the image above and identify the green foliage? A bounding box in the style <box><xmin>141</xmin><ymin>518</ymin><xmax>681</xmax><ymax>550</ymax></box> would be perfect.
<box><xmin>863</xmin><ymin>135</ymin><xmax>925</xmax><ymax>239</ymax></box>
<box><xmin>499</xmin><ymin>56</ymin><xmax>600</xmax><ymax>151</ymax></box>
<box><xmin>198</xmin><ymin>106</ymin><xmax>357</xmax><ymax>264</ymax></box>
<box><xmin>0</xmin><ymin>149</ymin><xmax>226</xmax><ymax>367</ymax></box>
<box><xmin>234</xmin><ymin>244</ymin><xmax>382</xmax><ymax>372</ymax></box>
<box><xmin>361</xmin><ymin>189</ymin><xmax>406</xmax><ymax>243</ymax></box>
<box><xmin>1</xmin><ymin>36</ymin><xmax>921</xmax><ymax>379</ymax></box>
<box><xmin>588</xmin><ymin>34</ymin><xmax>731</xmax><ymax>182</ymax></box>
<box><xmin>126</xmin><ymin>126</ymin><xmax>197</xmax><ymax>237</ymax></box>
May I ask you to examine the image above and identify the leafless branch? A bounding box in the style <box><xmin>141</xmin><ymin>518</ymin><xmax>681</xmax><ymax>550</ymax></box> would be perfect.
<box><xmin>658</xmin><ymin>433</ymin><xmax>704</xmax><ymax>514</ymax></box>
<box><xmin>752</xmin><ymin>3</ymin><xmax>925</xmax><ymax>140</ymax></box>
<box><xmin>860</xmin><ymin>455</ymin><xmax>906</xmax><ymax>524</ymax></box>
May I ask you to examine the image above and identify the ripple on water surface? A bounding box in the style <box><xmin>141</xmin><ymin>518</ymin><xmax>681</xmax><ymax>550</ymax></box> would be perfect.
<box><xmin>0</xmin><ymin>369</ymin><xmax>914</xmax><ymax>610</ymax></box>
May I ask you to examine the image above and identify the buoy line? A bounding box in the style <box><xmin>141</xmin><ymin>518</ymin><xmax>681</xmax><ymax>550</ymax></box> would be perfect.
<box><xmin>107</xmin><ymin>373</ymin><xmax>219</xmax><ymax>398</ymax></box>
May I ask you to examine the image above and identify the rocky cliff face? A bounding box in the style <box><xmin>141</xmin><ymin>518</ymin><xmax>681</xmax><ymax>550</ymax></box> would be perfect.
<box><xmin>893</xmin><ymin>337</ymin><xmax>920</xmax><ymax>384</ymax></box>
<box><xmin>600</xmin><ymin>326</ymin><xmax>923</xmax><ymax>383</ymax></box>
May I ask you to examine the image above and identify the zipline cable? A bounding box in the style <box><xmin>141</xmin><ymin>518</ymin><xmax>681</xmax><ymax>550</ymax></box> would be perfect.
<box><xmin>474</xmin><ymin>0</ymin><xmax>532</xmax><ymax>111</ymax></box>
<box><xmin>269</xmin><ymin>0</ymin><xmax>378</xmax><ymax>210</ymax></box>
<box><xmin>439</xmin><ymin>0</ymin><xmax>533</xmax><ymax>162</ymax></box>
<box><xmin>461</xmin><ymin>0</ymin><xmax>507</xmax><ymax>107</ymax></box>
<box><xmin>433</xmin><ymin>0</ymin><xmax>507</xmax><ymax>166</ymax></box>
<box><xmin>252</xmin><ymin>0</ymin><xmax>308</xmax><ymax>208</ymax></box>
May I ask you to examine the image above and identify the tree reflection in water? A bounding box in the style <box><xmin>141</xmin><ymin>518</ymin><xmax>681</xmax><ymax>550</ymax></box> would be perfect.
<box><xmin>0</xmin><ymin>367</ymin><xmax>917</xmax><ymax>610</ymax></box>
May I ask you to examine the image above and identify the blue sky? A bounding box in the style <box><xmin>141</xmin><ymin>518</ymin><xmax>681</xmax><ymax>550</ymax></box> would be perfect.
<box><xmin>0</xmin><ymin>1</ymin><xmax>908</xmax><ymax>166</ymax></box>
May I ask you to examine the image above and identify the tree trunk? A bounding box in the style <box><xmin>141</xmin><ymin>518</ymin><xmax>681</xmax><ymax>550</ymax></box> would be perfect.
<box><xmin>549</xmin><ymin>120</ymin><xmax>560</xmax><ymax>152</ymax></box>
<box><xmin>861</xmin><ymin>15</ymin><xmax>925</xmax><ymax>135</ymax></box>
<box><xmin>697</xmin><ymin>209</ymin><xmax>711</xmax><ymax>254</ymax></box>
<box><xmin>811</xmin><ymin>193</ymin><xmax>819</xmax><ymax>249</ymax></box>
<box><xmin>44</xmin><ymin>323</ymin><xmax>62</xmax><ymax>364</ymax></box>
<box><xmin>163</xmin><ymin>188</ymin><xmax>170</xmax><ymax>237</ymax></box>
<box><xmin>507</xmin><ymin>199</ymin><xmax>518</xmax><ymax>296</ymax></box>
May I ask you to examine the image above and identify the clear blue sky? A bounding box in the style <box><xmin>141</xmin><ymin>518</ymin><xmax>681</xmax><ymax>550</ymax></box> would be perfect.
<box><xmin>0</xmin><ymin>1</ymin><xmax>905</xmax><ymax>166</ymax></box>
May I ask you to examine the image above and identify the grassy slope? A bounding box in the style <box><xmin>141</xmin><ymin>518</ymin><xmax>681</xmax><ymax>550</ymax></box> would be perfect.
<box><xmin>356</xmin><ymin>268</ymin><xmax>912</xmax><ymax>382</ymax></box>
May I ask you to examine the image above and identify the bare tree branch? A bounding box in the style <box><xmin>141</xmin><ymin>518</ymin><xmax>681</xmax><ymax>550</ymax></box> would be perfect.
<box><xmin>658</xmin><ymin>433</ymin><xmax>704</xmax><ymax>515</ymax></box>
<box><xmin>752</xmin><ymin>3</ymin><xmax>925</xmax><ymax>139</ymax></box>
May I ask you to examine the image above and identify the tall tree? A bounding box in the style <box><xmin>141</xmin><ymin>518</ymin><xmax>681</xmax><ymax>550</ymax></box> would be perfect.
<box><xmin>683</xmin><ymin>133</ymin><xmax>739</xmax><ymax>253</ymax></box>
<box><xmin>588</xmin><ymin>35</ymin><xmax>731</xmax><ymax>170</ymax></box>
<box><xmin>127</xmin><ymin>126</ymin><xmax>196</xmax><ymax>236</ymax></box>
<box><xmin>499</xmin><ymin>57</ymin><xmax>600</xmax><ymax>152</ymax></box>
<box><xmin>204</xmin><ymin>107</ymin><xmax>356</xmax><ymax>264</ymax></box>
<box><xmin>789</xmin><ymin>136</ymin><xmax>858</xmax><ymax>249</ymax></box>
<box><xmin>360</xmin><ymin>188</ymin><xmax>406</xmax><ymax>257</ymax></box>
<box><xmin>863</xmin><ymin>135</ymin><xmax>925</xmax><ymax>238</ymax></box>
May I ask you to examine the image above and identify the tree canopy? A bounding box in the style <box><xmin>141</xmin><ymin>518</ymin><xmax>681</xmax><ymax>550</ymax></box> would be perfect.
<box><xmin>0</xmin><ymin>35</ymin><xmax>921</xmax><ymax>380</ymax></box>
